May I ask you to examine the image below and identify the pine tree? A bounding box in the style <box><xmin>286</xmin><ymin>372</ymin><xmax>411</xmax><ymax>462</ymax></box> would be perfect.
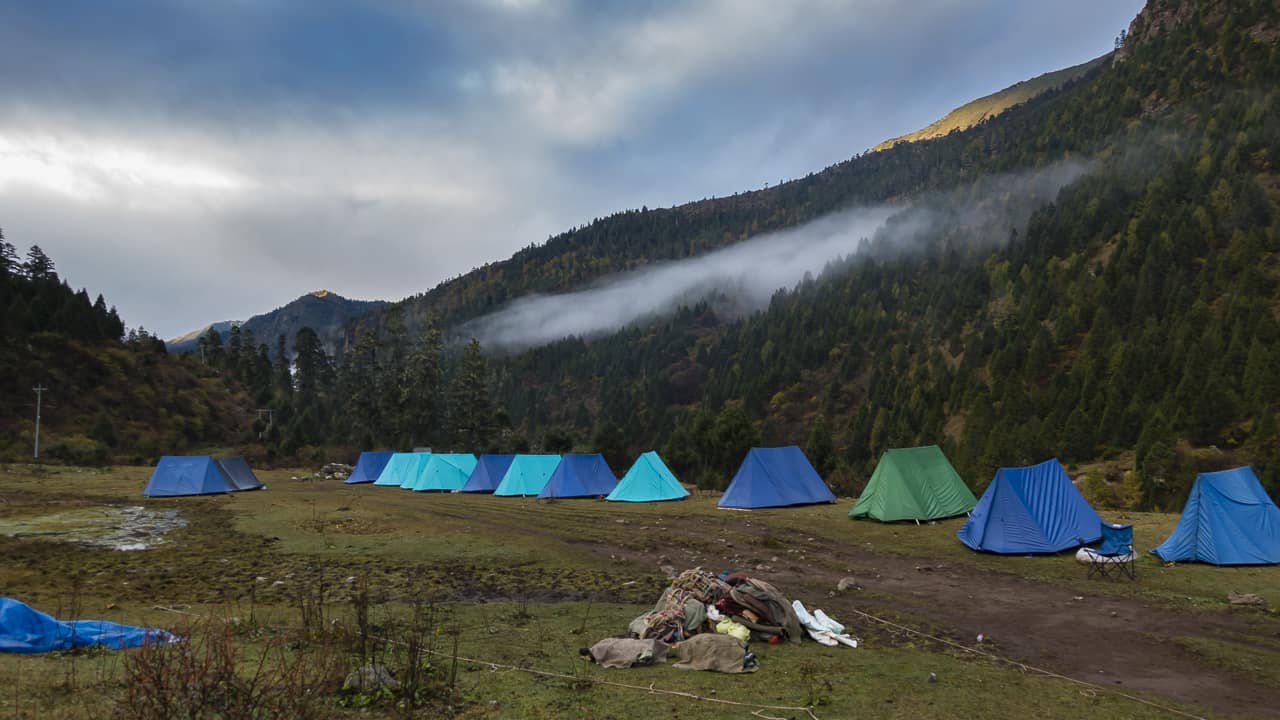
<box><xmin>400</xmin><ymin>318</ymin><xmax>445</xmax><ymax>447</ymax></box>
<box><xmin>449</xmin><ymin>338</ymin><xmax>493</xmax><ymax>450</ymax></box>
<box><xmin>22</xmin><ymin>245</ymin><xmax>55</xmax><ymax>279</ymax></box>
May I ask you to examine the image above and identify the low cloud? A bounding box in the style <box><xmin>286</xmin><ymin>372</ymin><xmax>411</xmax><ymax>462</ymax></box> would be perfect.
<box><xmin>462</xmin><ymin>159</ymin><xmax>1091</xmax><ymax>351</ymax></box>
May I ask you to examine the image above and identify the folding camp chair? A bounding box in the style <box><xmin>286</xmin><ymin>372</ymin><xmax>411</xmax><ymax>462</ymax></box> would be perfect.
<box><xmin>1086</xmin><ymin>522</ymin><xmax>1135</xmax><ymax>581</ymax></box>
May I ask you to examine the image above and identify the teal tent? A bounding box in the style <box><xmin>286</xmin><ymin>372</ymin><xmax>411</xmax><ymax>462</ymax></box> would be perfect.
<box><xmin>607</xmin><ymin>451</ymin><xmax>689</xmax><ymax>503</ymax></box>
<box><xmin>143</xmin><ymin>456</ymin><xmax>238</xmax><ymax>497</ymax></box>
<box><xmin>372</xmin><ymin>452</ymin><xmax>430</xmax><ymax>487</ymax></box>
<box><xmin>494</xmin><ymin>455</ymin><xmax>562</xmax><ymax>496</ymax></box>
<box><xmin>410</xmin><ymin>454</ymin><xmax>478</xmax><ymax>492</ymax></box>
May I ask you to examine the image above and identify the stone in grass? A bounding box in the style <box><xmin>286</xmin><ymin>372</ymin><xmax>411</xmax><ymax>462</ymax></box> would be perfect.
<box><xmin>1227</xmin><ymin>591</ymin><xmax>1266</xmax><ymax>607</ymax></box>
<box><xmin>343</xmin><ymin>664</ymin><xmax>398</xmax><ymax>692</ymax></box>
<box><xmin>837</xmin><ymin>577</ymin><xmax>860</xmax><ymax>592</ymax></box>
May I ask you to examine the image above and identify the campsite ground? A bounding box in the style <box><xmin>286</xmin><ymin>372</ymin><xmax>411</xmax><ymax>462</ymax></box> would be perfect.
<box><xmin>1</xmin><ymin>464</ymin><xmax>1278</xmax><ymax>719</ymax></box>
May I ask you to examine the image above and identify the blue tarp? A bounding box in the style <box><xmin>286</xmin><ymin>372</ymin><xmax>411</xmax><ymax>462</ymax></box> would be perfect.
<box><xmin>1152</xmin><ymin>466</ymin><xmax>1280</xmax><ymax>565</ymax></box>
<box><xmin>494</xmin><ymin>455</ymin><xmax>562</xmax><ymax>496</ymax></box>
<box><xmin>957</xmin><ymin>458</ymin><xmax>1101</xmax><ymax>554</ymax></box>
<box><xmin>607</xmin><ymin>451</ymin><xmax>689</xmax><ymax>502</ymax></box>
<box><xmin>461</xmin><ymin>454</ymin><xmax>517</xmax><ymax>493</ymax></box>
<box><xmin>0</xmin><ymin>597</ymin><xmax>177</xmax><ymax>654</ymax></box>
<box><xmin>538</xmin><ymin>454</ymin><xmax>618</xmax><ymax>499</ymax></box>
<box><xmin>345</xmin><ymin>451</ymin><xmax>396</xmax><ymax>484</ymax></box>
<box><xmin>718</xmin><ymin>446</ymin><xmax>836</xmax><ymax>509</ymax></box>
<box><xmin>143</xmin><ymin>456</ymin><xmax>238</xmax><ymax>497</ymax></box>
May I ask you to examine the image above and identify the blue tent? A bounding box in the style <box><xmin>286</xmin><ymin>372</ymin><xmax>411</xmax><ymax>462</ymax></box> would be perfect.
<box><xmin>494</xmin><ymin>455</ymin><xmax>562</xmax><ymax>496</ymax></box>
<box><xmin>957</xmin><ymin>458</ymin><xmax>1101</xmax><ymax>554</ymax></box>
<box><xmin>718</xmin><ymin>446</ymin><xmax>835</xmax><ymax>509</ymax></box>
<box><xmin>215</xmin><ymin>456</ymin><xmax>265</xmax><ymax>491</ymax></box>
<box><xmin>345</xmin><ymin>451</ymin><xmax>396</xmax><ymax>484</ymax></box>
<box><xmin>461</xmin><ymin>454</ymin><xmax>516</xmax><ymax>493</ymax></box>
<box><xmin>1152</xmin><ymin>466</ymin><xmax>1280</xmax><ymax>565</ymax></box>
<box><xmin>607</xmin><ymin>451</ymin><xmax>689</xmax><ymax>502</ymax></box>
<box><xmin>372</xmin><ymin>452</ymin><xmax>430</xmax><ymax>487</ymax></box>
<box><xmin>143</xmin><ymin>456</ymin><xmax>238</xmax><ymax>497</ymax></box>
<box><xmin>1</xmin><ymin>597</ymin><xmax>177</xmax><ymax>653</ymax></box>
<box><xmin>410</xmin><ymin>454</ymin><xmax>478</xmax><ymax>492</ymax></box>
<box><xmin>538</xmin><ymin>454</ymin><xmax>618</xmax><ymax>499</ymax></box>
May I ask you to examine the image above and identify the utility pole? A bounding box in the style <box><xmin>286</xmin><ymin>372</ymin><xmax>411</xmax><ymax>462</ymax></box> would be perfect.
<box><xmin>33</xmin><ymin>384</ymin><xmax>47</xmax><ymax>461</ymax></box>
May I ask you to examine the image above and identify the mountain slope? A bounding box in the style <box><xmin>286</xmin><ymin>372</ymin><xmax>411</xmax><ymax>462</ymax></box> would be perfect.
<box><xmin>168</xmin><ymin>290</ymin><xmax>387</xmax><ymax>359</ymax></box>
<box><xmin>870</xmin><ymin>56</ymin><xmax>1109</xmax><ymax>153</ymax></box>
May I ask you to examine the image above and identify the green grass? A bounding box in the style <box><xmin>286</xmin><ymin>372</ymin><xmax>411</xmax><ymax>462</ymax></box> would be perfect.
<box><xmin>1</xmin><ymin>462</ymin><xmax>1276</xmax><ymax>719</ymax></box>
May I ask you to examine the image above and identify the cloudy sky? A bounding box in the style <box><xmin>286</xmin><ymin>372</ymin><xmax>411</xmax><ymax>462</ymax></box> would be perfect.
<box><xmin>0</xmin><ymin>0</ymin><xmax>1143</xmax><ymax>339</ymax></box>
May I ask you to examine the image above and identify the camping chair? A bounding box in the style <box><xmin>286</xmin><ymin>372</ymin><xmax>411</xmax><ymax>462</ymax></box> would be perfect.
<box><xmin>1086</xmin><ymin>522</ymin><xmax>1135</xmax><ymax>581</ymax></box>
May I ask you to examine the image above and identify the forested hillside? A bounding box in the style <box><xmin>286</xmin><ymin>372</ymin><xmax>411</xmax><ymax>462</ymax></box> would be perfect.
<box><xmin>468</xmin><ymin>0</ymin><xmax>1280</xmax><ymax>507</ymax></box>
<box><xmin>0</xmin><ymin>233</ymin><xmax>253</xmax><ymax>463</ymax></box>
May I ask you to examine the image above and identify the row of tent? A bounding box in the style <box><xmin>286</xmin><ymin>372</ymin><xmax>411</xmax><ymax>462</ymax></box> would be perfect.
<box><xmin>347</xmin><ymin>446</ymin><xmax>839</xmax><ymax>507</ymax></box>
<box><xmin>143</xmin><ymin>455</ymin><xmax>264</xmax><ymax>497</ymax></box>
<box><xmin>856</xmin><ymin>449</ymin><xmax>1280</xmax><ymax>566</ymax></box>
<box><xmin>142</xmin><ymin>444</ymin><xmax>1280</xmax><ymax>565</ymax></box>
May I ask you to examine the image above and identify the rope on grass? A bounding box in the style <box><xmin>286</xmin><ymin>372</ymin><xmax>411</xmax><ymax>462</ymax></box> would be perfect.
<box><xmin>372</xmin><ymin>634</ymin><xmax>822</xmax><ymax>720</ymax></box>
<box><xmin>842</xmin><ymin>607</ymin><xmax>1208</xmax><ymax>720</ymax></box>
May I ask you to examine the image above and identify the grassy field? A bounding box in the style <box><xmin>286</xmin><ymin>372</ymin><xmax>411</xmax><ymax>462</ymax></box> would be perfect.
<box><xmin>1</xmin><ymin>463</ymin><xmax>1277</xmax><ymax>719</ymax></box>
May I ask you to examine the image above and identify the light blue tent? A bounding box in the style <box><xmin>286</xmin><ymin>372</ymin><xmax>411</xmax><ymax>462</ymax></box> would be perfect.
<box><xmin>372</xmin><ymin>452</ymin><xmax>430</xmax><ymax>487</ymax></box>
<box><xmin>143</xmin><ymin>456</ymin><xmax>238</xmax><ymax>497</ymax></box>
<box><xmin>957</xmin><ymin>458</ymin><xmax>1101</xmax><ymax>554</ymax></box>
<box><xmin>718</xmin><ymin>446</ymin><xmax>836</xmax><ymax>509</ymax></box>
<box><xmin>1</xmin><ymin>597</ymin><xmax>177</xmax><ymax>654</ymax></box>
<box><xmin>411</xmin><ymin>454</ymin><xmax>478</xmax><ymax>492</ymax></box>
<box><xmin>607</xmin><ymin>451</ymin><xmax>689</xmax><ymax>502</ymax></box>
<box><xmin>494</xmin><ymin>455</ymin><xmax>562</xmax><ymax>496</ymax></box>
<box><xmin>345</xmin><ymin>451</ymin><xmax>396</xmax><ymax>484</ymax></box>
<box><xmin>1152</xmin><ymin>466</ymin><xmax>1280</xmax><ymax>565</ymax></box>
<box><xmin>539</xmin><ymin>454</ymin><xmax>618</xmax><ymax>499</ymax></box>
<box><xmin>461</xmin><ymin>454</ymin><xmax>517</xmax><ymax>493</ymax></box>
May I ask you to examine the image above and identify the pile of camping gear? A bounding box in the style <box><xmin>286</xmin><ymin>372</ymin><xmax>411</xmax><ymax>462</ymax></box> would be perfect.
<box><xmin>584</xmin><ymin>568</ymin><xmax>856</xmax><ymax>673</ymax></box>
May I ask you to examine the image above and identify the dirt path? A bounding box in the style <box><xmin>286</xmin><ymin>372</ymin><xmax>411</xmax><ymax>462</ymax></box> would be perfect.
<box><xmin>593</xmin><ymin>528</ymin><xmax>1280</xmax><ymax>719</ymax></box>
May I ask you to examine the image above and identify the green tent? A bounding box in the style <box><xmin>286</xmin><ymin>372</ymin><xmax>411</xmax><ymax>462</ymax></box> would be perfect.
<box><xmin>849</xmin><ymin>445</ymin><xmax>976</xmax><ymax>522</ymax></box>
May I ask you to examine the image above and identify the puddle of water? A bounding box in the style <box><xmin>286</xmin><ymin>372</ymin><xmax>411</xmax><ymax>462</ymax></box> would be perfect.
<box><xmin>0</xmin><ymin>506</ymin><xmax>187</xmax><ymax>550</ymax></box>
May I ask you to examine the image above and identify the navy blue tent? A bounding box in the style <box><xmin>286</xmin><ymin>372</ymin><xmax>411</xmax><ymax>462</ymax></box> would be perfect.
<box><xmin>718</xmin><ymin>446</ymin><xmax>836</xmax><ymax>509</ymax></box>
<box><xmin>0</xmin><ymin>597</ymin><xmax>177</xmax><ymax>653</ymax></box>
<box><xmin>215</xmin><ymin>456</ymin><xmax>265</xmax><ymax>491</ymax></box>
<box><xmin>143</xmin><ymin>456</ymin><xmax>238</xmax><ymax>497</ymax></box>
<box><xmin>345</xmin><ymin>451</ymin><xmax>396</xmax><ymax>484</ymax></box>
<box><xmin>538</xmin><ymin>454</ymin><xmax>618</xmax><ymax>499</ymax></box>
<box><xmin>1152</xmin><ymin>466</ymin><xmax>1280</xmax><ymax>565</ymax></box>
<box><xmin>461</xmin><ymin>454</ymin><xmax>517</xmax><ymax>493</ymax></box>
<box><xmin>957</xmin><ymin>458</ymin><xmax>1101</xmax><ymax>554</ymax></box>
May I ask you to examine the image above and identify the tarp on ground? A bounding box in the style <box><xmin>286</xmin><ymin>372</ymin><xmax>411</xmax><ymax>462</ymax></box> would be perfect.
<box><xmin>849</xmin><ymin>445</ymin><xmax>975</xmax><ymax>522</ymax></box>
<box><xmin>345</xmin><ymin>451</ymin><xmax>396</xmax><ymax>484</ymax></box>
<box><xmin>539</xmin><ymin>454</ymin><xmax>618</xmax><ymax>499</ymax></box>
<box><xmin>494</xmin><ymin>455</ymin><xmax>562</xmax><ymax>496</ymax></box>
<box><xmin>143</xmin><ymin>456</ymin><xmax>238</xmax><ymax>497</ymax></box>
<box><xmin>461</xmin><ymin>454</ymin><xmax>517</xmax><ymax>493</ymax></box>
<box><xmin>371</xmin><ymin>452</ymin><xmax>429</xmax><ymax>487</ymax></box>
<box><xmin>0</xmin><ymin>597</ymin><xmax>177</xmax><ymax>653</ymax></box>
<box><xmin>214</xmin><ymin>456</ymin><xmax>265</xmax><ymax>492</ymax></box>
<box><xmin>607</xmin><ymin>451</ymin><xmax>689</xmax><ymax>502</ymax></box>
<box><xmin>1152</xmin><ymin>466</ymin><xmax>1280</xmax><ymax>565</ymax></box>
<box><xmin>957</xmin><ymin>458</ymin><xmax>1101</xmax><ymax>554</ymax></box>
<box><xmin>410</xmin><ymin>453</ymin><xmax>478</xmax><ymax>492</ymax></box>
<box><xmin>718</xmin><ymin>446</ymin><xmax>836</xmax><ymax>509</ymax></box>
